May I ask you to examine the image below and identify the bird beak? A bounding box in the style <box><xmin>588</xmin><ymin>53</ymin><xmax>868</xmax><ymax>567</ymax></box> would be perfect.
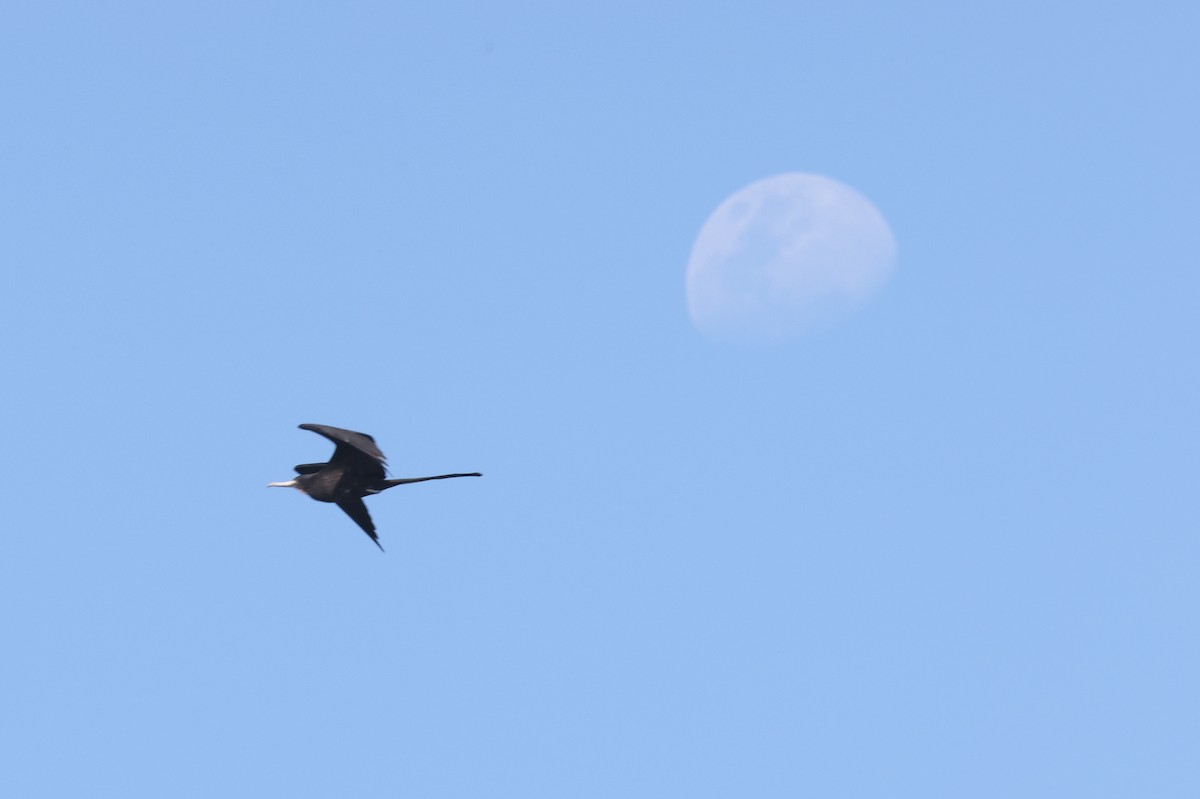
<box><xmin>267</xmin><ymin>480</ymin><xmax>298</xmax><ymax>488</ymax></box>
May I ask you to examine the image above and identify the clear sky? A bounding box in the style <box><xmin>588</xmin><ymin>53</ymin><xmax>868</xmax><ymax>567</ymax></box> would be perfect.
<box><xmin>2</xmin><ymin>2</ymin><xmax>1197</xmax><ymax>797</ymax></box>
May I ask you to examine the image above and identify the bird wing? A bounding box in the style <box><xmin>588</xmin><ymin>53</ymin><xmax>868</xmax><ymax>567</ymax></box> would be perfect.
<box><xmin>336</xmin><ymin>498</ymin><xmax>385</xmax><ymax>552</ymax></box>
<box><xmin>299</xmin><ymin>423</ymin><xmax>387</xmax><ymax>474</ymax></box>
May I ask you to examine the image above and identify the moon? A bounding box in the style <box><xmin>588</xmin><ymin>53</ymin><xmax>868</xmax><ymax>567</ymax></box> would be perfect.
<box><xmin>686</xmin><ymin>173</ymin><xmax>896</xmax><ymax>342</ymax></box>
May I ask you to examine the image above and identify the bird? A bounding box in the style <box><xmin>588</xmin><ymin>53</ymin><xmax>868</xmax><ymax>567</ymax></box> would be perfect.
<box><xmin>268</xmin><ymin>423</ymin><xmax>481</xmax><ymax>551</ymax></box>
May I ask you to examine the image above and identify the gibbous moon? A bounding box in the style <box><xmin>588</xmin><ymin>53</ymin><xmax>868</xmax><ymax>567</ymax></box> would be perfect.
<box><xmin>686</xmin><ymin>173</ymin><xmax>896</xmax><ymax>342</ymax></box>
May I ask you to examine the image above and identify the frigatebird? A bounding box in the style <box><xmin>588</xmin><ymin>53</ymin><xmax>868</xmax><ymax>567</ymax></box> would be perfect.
<box><xmin>268</xmin><ymin>423</ymin><xmax>481</xmax><ymax>551</ymax></box>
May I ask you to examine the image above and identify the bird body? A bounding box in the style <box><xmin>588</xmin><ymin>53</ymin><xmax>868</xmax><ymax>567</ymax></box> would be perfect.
<box><xmin>269</xmin><ymin>423</ymin><xmax>481</xmax><ymax>551</ymax></box>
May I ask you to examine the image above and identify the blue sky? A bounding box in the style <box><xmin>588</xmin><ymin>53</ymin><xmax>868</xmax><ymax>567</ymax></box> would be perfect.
<box><xmin>2</xmin><ymin>2</ymin><xmax>1197</xmax><ymax>796</ymax></box>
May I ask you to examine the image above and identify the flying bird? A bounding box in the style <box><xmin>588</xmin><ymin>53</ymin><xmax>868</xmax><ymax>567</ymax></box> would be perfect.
<box><xmin>269</xmin><ymin>423</ymin><xmax>481</xmax><ymax>551</ymax></box>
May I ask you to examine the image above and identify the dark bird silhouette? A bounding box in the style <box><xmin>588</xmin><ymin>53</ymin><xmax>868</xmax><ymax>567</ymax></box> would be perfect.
<box><xmin>268</xmin><ymin>423</ymin><xmax>481</xmax><ymax>551</ymax></box>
